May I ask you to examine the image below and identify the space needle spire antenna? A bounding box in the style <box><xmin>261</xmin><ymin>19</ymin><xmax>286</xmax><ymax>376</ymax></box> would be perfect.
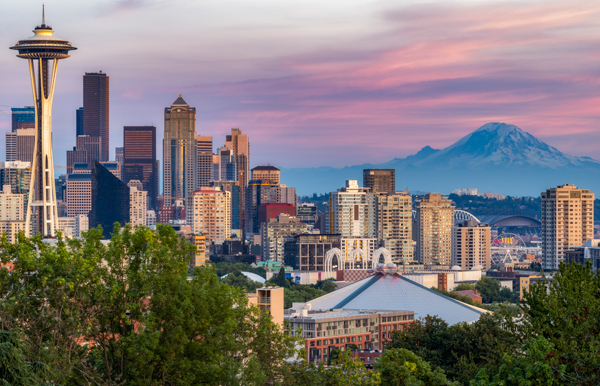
<box><xmin>10</xmin><ymin>7</ymin><xmax>77</xmax><ymax>238</ymax></box>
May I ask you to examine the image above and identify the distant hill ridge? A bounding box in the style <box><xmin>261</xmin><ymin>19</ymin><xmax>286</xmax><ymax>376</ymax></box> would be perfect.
<box><xmin>284</xmin><ymin>122</ymin><xmax>600</xmax><ymax>197</ymax></box>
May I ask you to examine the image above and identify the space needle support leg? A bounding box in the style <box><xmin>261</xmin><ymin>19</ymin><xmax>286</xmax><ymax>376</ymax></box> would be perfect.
<box><xmin>25</xmin><ymin>58</ymin><xmax>39</xmax><ymax>238</ymax></box>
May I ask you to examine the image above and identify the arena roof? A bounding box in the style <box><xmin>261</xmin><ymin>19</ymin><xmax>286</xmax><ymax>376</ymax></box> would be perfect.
<box><xmin>305</xmin><ymin>272</ymin><xmax>487</xmax><ymax>325</ymax></box>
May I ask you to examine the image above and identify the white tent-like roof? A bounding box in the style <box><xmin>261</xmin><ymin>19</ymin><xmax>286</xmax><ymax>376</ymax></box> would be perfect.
<box><xmin>304</xmin><ymin>272</ymin><xmax>487</xmax><ymax>325</ymax></box>
<box><xmin>221</xmin><ymin>271</ymin><xmax>266</xmax><ymax>284</ymax></box>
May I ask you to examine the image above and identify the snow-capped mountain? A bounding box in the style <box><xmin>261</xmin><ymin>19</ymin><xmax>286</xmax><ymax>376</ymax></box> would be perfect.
<box><xmin>284</xmin><ymin>123</ymin><xmax>600</xmax><ymax>196</ymax></box>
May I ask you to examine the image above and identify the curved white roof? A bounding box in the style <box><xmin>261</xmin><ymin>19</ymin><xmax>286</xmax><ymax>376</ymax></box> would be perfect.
<box><xmin>305</xmin><ymin>273</ymin><xmax>487</xmax><ymax>325</ymax></box>
<box><xmin>221</xmin><ymin>271</ymin><xmax>266</xmax><ymax>283</ymax></box>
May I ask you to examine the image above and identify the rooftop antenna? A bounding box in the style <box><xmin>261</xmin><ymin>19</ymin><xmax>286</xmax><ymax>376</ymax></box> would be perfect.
<box><xmin>42</xmin><ymin>4</ymin><xmax>45</xmax><ymax>26</ymax></box>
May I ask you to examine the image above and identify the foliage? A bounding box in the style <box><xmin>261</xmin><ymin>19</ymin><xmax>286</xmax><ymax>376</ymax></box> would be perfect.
<box><xmin>319</xmin><ymin>280</ymin><xmax>337</xmax><ymax>293</ymax></box>
<box><xmin>277</xmin><ymin>267</ymin><xmax>287</xmax><ymax>287</ymax></box>
<box><xmin>213</xmin><ymin>261</ymin><xmax>267</xmax><ymax>278</ymax></box>
<box><xmin>0</xmin><ymin>225</ymin><xmax>301</xmax><ymax>385</ymax></box>
<box><xmin>0</xmin><ymin>331</ymin><xmax>49</xmax><ymax>386</ymax></box>
<box><xmin>475</xmin><ymin>276</ymin><xmax>519</xmax><ymax>303</ymax></box>
<box><xmin>518</xmin><ymin>262</ymin><xmax>600</xmax><ymax>385</ymax></box>
<box><xmin>220</xmin><ymin>270</ymin><xmax>264</xmax><ymax>292</ymax></box>
<box><xmin>285</xmin><ymin>350</ymin><xmax>380</xmax><ymax>386</ymax></box>
<box><xmin>471</xmin><ymin>337</ymin><xmax>565</xmax><ymax>386</ymax></box>
<box><xmin>452</xmin><ymin>282</ymin><xmax>476</xmax><ymax>291</ymax></box>
<box><xmin>387</xmin><ymin>313</ymin><xmax>519</xmax><ymax>385</ymax></box>
<box><xmin>265</xmin><ymin>275</ymin><xmax>327</xmax><ymax>308</ymax></box>
<box><xmin>448</xmin><ymin>194</ymin><xmax>541</xmax><ymax>214</ymax></box>
<box><xmin>374</xmin><ymin>348</ymin><xmax>458</xmax><ymax>386</ymax></box>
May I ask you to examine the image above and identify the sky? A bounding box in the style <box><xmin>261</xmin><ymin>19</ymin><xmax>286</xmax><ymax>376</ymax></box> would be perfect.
<box><xmin>1</xmin><ymin>0</ymin><xmax>600</xmax><ymax>172</ymax></box>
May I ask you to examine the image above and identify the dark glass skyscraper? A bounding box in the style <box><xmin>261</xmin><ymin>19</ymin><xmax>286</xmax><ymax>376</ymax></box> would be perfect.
<box><xmin>363</xmin><ymin>169</ymin><xmax>395</xmax><ymax>194</ymax></box>
<box><xmin>11</xmin><ymin>107</ymin><xmax>35</xmax><ymax>132</ymax></box>
<box><xmin>83</xmin><ymin>72</ymin><xmax>109</xmax><ymax>161</ymax></box>
<box><xmin>76</xmin><ymin>107</ymin><xmax>83</xmax><ymax>136</ymax></box>
<box><xmin>90</xmin><ymin>161</ymin><xmax>129</xmax><ymax>238</ymax></box>
<box><xmin>123</xmin><ymin>126</ymin><xmax>157</xmax><ymax>210</ymax></box>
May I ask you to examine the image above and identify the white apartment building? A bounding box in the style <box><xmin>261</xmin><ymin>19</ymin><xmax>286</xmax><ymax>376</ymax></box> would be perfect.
<box><xmin>327</xmin><ymin>180</ymin><xmax>376</xmax><ymax>238</ymax></box>
<box><xmin>541</xmin><ymin>184</ymin><xmax>594</xmax><ymax>270</ymax></box>
<box><xmin>129</xmin><ymin>186</ymin><xmax>148</xmax><ymax>227</ymax></box>
<box><xmin>340</xmin><ymin>237</ymin><xmax>378</xmax><ymax>267</ymax></box>
<box><xmin>187</xmin><ymin>187</ymin><xmax>231</xmax><ymax>245</ymax></box>
<box><xmin>0</xmin><ymin>184</ymin><xmax>24</xmax><ymax>221</ymax></box>
<box><xmin>377</xmin><ymin>190</ymin><xmax>413</xmax><ymax>263</ymax></box>
<box><xmin>147</xmin><ymin>210</ymin><xmax>157</xmax><ymax>228</ymax></box>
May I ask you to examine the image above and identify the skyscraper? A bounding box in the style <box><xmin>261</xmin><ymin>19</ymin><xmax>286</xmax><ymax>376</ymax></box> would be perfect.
<box><xmin>451</xmin><ymin>220</ymin><xmax>491</xmax><ymax>270</ymax></box>
<box><xmin>541</xmin><ymin>184</ymin><xmax>594</xmax><ymax>270</ymax></box>
<box><xmin>76</xmin><ymin>107</ymin><xmax>83</xmax><ymax>136</ymax></box>
<box><xmin>83</xmin><ymin>72</ymin><xmax>109</xmax><ymax>161</ymax></box>
<box><xmin>225</xmin><ymin>128</ymin><xmax>250</xmax><ymax>187</ymax></box>
<box><xmin>196</xmin><ymin>136</ymin><xmax>212</xmax><ymax>188</ymax></box>
<box><xmin>123</xmin><ymin>126</ymin><xmax>157</xmax><ymax>209</ymax></box>
<box><xmin>363</xmin><ymin>169</ymin><xmax>395</xmax><ymax>194</ymax></box>
<box><xmin>327</xmin><ymin>180</ymin><xmax>377</xmax><ymax>238</ymax></box>
<box><xmin>377</xmin><ymin>190</ymin><xmax>413</xmax><ymax>263</ymax></box>
<box><xmin>10</xmin><ymin>10</ymin><xmax>76</xmax><ymax>237</ymax></box>
<box><xmin>11</xmin><ymin>107</ymin><xmax>35</xmax><ymax>132</ymax></box>
<box><xmin>211</xmin><ymin>180</ymin><xmax>241</xmax><ymax>230</ymax></box>
<box><xmin>5</xmin><ymin>129</ymin><xmax>35</xmax><ymax>163</ymax></box>
<box><xmin>251</xmin><ymin>166</ymin><xmax>280</xmax><ymax>185</ymax></box>
<box><xmin>413</xmin><ymin>193</ymin><xmax>454</xmax><ymax>265</ymax></box>
<box><xmin>163</xmin><ymin>95</ymin><xmax>196</xmax><ymax>206</ymax></box>
<box><xmin>187</xmin><ymin>187</ymin><xmax>231</xmax><ymax>245</ymax></box>
<box><xmin>90</xmin><ymin>161</ymin><xmax>130</xmax><ymax>238</ymax></box>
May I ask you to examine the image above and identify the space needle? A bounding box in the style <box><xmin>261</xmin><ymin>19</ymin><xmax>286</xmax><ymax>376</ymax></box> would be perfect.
<box><xmin>10</xmin><ymin>6</ymin><xmax>76</xmax><ymax>237</ymax></box>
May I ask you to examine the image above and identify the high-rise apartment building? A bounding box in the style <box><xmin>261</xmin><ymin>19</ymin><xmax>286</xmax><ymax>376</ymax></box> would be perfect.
<box><xmin>83</xmin><ymin>72</ymin><xmax>109</xmax><ymax>161</ymax></box>
<box><xmin>451</xmin><ymin>220</ymin><xmax>491</xmax><ymax>270</ymax></box>
<box><xmin>413</xmin><ymin>193</ymin><xmax>454</xmax><ymax>265</ymax></box>
<box><xmin>0</xmin><ymin>185</ymin><xmax>24</xmax><ymax>221</ymax></box>
<box><xmin>5</xmin><ymin>129</ymin><xmax>35</xmax><ymax>163</ymax></box>
<box><xmin>100</xmin><ymin>162</ymin><xmax>121</xmax><ymax>180</ymax></box>
<box><xmin>277</xmin><ymin>184</ymin><xmax>297</xmax><ymax>206</ymax></box>
<box><xmin>297</xmin><ymin>203</ymin><xmax>317</xmax><ymax>228</ymax></box>
<box><xmin>211</xmin><ymin>180</ymin><xmax>241</xmax><ymax>230</ymax></box>
<box><xmin>187</xmin><ymin>234</ymin><xmax>207</xmax><ymax>267</ymax></box>
<box><xmin>11</xmin><ymin>107</ymin><xmax>35</xmax><ymax>132</ymax></box>
<box><xmin>363</xmin><ymin>169</ymin><xmax>395</xmax><ymax>194</ymax></box>
<box><xmin>187</xmin><ymin>187</ymin><xmax>231</xmax><ymax>245</ymax></box>
<box><xmin>90</xmin><ymin>162</ymin><xmax>130</xmax><ymax>238</ymax></box>
<box><xmin>65</xmin><ymin>174</ymin><xmax>91</xmax><ymax>217</ymax></box>
<box><xmin>327</xmin><ymin>180</ymin><xmax>377</xmax><ymax>238</ymax></box>
<box><xmin>541</xmin><ymin>184</ymin><xmax>594</xmax><ymax>270</ymax></box>
<box><xmin>196</xmin><ymin>136</ymin><xmax>212</xmax><ymax>188</ymax></box>
<box><xmin>123</xmin><ymin>126</ymin><xmax>157</xmax><ymax>209</ymax></box>
<box><xmin>260</xmin><ymin>214</ymin><xmax>307</xmax><ymax>262</ymax></box>
<box><xmin>129</xmin><ymin>184</ymin><xmax>148</xmax><ymax>227</ymax></box>
<box><xmin>377</xmin><ymin>190</ymin><xmax>413</xmax><ymax>263</ymax></box>
<box><xmin>251</xmin><ymin>166</ymin><xmax>280</xmax><ymax>185</ymax></box>
<box><xmin>163</xmin><ymin>95</ymin><xmax>196</xmax><ymax>206</ymax></box>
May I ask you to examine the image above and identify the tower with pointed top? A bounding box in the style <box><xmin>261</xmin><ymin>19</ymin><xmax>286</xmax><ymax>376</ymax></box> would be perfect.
<box><xmin>10</xmin><ymin>7</ymin><xmax>77</xmax><ymax>237</ymax></box>
<box><xmin>163</xmin><ymin>95</ymin><xmax>196</xmax><ymax>206</ymax></box>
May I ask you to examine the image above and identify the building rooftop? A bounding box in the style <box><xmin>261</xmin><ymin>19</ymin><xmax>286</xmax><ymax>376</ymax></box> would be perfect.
<box><xmin>303</xmin><ymin>272</ymin><xmax>487</xmax><ymax>325</ymax></box>
<box><xmin>172</xmin><ymin>94</ymin><xmax>188</xmax><ymax>106</ymax></box>
<box><xmin>287</xmin><ymin>308</ymin><xmax>411</xmax><ymax>321</ymax></box>
<box><xmin>252</xmin><ymin>165</ymin><xmax>280</xmax><ymax>171</ymax></box>
<box><xmin>67</xmin><ymin>174</ymin><xmax>91</xmax><ymax>181</ymax></box>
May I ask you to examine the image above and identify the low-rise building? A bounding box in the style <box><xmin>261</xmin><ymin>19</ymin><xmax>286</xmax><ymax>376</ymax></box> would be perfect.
<box><xmin>57</xmin><ymin>215</ymin><xmax>89</xmax><ymax>239</ymax></box>
<box><xmin>287</xmin><ymin>233</ymin><xmax>341</xmax><ymax>271</ymax></box>
<box><xmin>129</xmin><ymin>185</ymin><xmax>148</xmax><ymax>227</ymax></box>
<box><xmin>286</xmin><ymin>306</ymin><xmax>414</xmax><ymax>363</ymax></box>
<box><xmin>247</xmin><ymin>286</ymin><xmax>284</xmax><ymax>327</ymax></box>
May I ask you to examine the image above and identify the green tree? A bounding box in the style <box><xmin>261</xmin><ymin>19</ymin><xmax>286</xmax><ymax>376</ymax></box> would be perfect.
<box><xmin>0</xmin><ymin>225</ymin><xmax>301</xmax><ymax>385</ymax></box>
<box><xmin>387</xmin><ymin>313</ymin><xmax>519</xmax><ymax>384</ymax></box>
<box><xmin>374</xmin><ymin>348</ymin><xmax>458</xmax><ymax>386</ymax></box>
<box><xmin>0</xmin><ymin>331</ymin><xmax>49</xmax><ymax>386</ymax></box>
<box><xmin>471</xmin><ymin>337</ymin><xmax>565</xmax><ymax>386</ymax></box>
<box><xmin>474</xmin><ymin>277</ymin><xmax>517</xmax><ymax>303</ymax></box>
<box><xmin>277</xmin><ymin>266</ymin><xmax>287</xmax><ymax>287</ymax></box>
<box><xmin>453</xmin><ymin>282</ymin><xmax>476</xmax><ymax>291</ymax></box>
<box><xmin>518</xmin><ymin>262</ymin><xmax>600</xmax><ymax>384</ymax></box>
<box><xmin>221</xmin><ymin>270</ymin><xmax>263</xmax><ymax>292</ymax></box>
<box><xmin>320</xmin><ymin>280</ymin><xmax>337</xmax><ymax>293</ymax></box>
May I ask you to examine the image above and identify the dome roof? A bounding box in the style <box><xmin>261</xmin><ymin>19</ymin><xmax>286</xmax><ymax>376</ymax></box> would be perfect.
<box><xmin>451</xmin><ymin>265</ymin><xmax>462</xmax><ymax>270</ymax></box>
<box><xmin>221</xmin><ymin>271</ymin><xmax>266</xmax><ymax>283</ymax></box>
<box><xmin>471</xmin><ymin>265</ymin><xmax>483</xmax><ymax>271</ymax></box>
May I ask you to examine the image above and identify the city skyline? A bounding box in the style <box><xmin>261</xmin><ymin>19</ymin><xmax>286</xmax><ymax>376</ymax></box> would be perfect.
<box><xmin>1</xmin><ymin>0</ymin><xmax>600</xmax><ymax>171</ymax></box>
